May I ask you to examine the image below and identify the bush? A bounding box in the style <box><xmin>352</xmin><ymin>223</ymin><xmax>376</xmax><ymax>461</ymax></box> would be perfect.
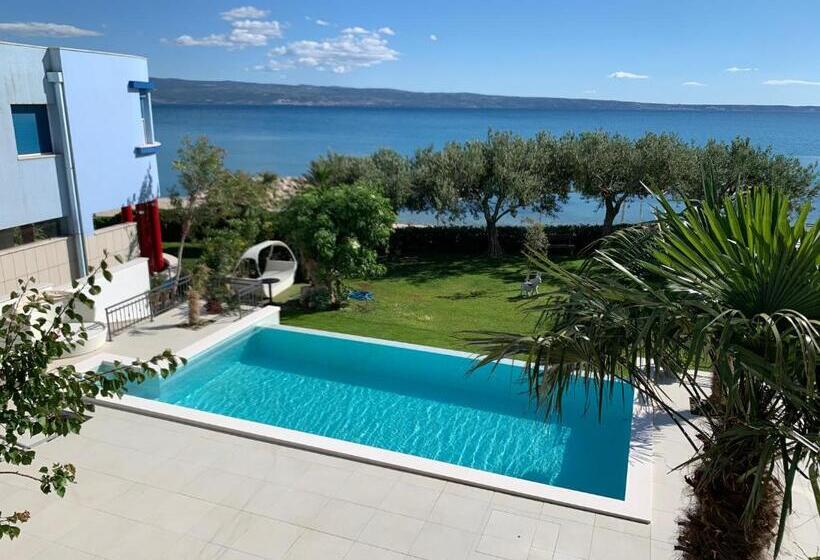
<box><xmin>388</xmin><ymin>224</ymin><xmax>616</xmax><ymax>257</ymax></box>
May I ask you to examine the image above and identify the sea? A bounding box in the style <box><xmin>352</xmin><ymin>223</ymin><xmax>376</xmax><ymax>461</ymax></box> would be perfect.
<box><xmin>152</xmin><ymin>105</ymin><xmax>820</xmax><ymax>225</ymax></box>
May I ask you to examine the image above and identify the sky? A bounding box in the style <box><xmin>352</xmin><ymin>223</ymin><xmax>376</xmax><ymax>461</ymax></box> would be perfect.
<box><xmin>1</xmin><ymin>0</ymin><xmax>819</xmax><ymax>106</ymax></box>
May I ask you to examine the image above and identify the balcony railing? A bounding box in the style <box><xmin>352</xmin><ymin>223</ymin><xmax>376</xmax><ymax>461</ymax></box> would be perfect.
<box><xmin>105</xmin><ymin>276</ymin><xmax>191</xmax><ymax>340</ymax></box>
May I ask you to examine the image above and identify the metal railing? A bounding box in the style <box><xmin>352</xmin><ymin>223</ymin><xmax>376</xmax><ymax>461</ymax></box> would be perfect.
<box><xmin>233</xmin><ymin>282</ymin><xmax>262</xmax><ymax>318</ymax></box>
<box><xmin>105</xmin><ymin>275</ymin><xmax>191</xmax><ymax>339</ymax></box>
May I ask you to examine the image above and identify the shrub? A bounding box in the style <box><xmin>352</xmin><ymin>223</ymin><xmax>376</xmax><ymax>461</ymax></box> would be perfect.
<box><xmin>388</xmin><ymin>224</ymin><xmax>616</xmax><ymax>257</ymax></box>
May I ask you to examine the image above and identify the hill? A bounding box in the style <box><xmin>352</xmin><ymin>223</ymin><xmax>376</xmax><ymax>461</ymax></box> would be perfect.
<box><xmin>150</xmin><ymin>78</ymin><xmax>820</xmax><ymax>112</ymax></box>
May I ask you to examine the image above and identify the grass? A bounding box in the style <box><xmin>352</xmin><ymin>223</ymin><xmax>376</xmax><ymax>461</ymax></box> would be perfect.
<box><xmin>278</xmin><ymin>255</ymin><xmax>581</xmax><ymax>352</ymax></box>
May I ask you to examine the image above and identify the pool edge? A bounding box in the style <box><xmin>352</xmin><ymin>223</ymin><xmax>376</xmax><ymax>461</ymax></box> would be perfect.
<box><xmin>77</xmin><ymin>306</ymin><xmax>653</xmax><ymax>523</ymax></box>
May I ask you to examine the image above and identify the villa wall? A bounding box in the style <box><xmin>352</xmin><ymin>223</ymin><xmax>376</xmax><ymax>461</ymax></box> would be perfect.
<box><xmin>51</xmin><ymin>48</ymin><xmax>161</xmax><ymax>234</ymax></box>
<box><xmin>85</xmin><ymin>222</ymin><xmax>140</xmax><ymax>270</ymax></box>
<box><xmin>0</xmin><ymin>43</ymin><xmax>70</xmax><ymax>231</ymax></box>
<box><xmin>0</xmin><ymin>222</ymin><xmax>140</xmax><ymax>299</ymax></box>
<box><xmin>0</xmin><ymin>236</ymin><xmax>74</xmax><ymax>296</ymax></box>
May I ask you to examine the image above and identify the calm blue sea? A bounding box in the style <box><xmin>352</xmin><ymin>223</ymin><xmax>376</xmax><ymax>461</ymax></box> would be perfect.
<box><xmin>153</xmin><ymin>105</ymin><xmax>820</xmax><ymax>224</ymax></box>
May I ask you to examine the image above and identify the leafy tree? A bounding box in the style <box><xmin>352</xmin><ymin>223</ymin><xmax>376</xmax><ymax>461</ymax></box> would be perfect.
<box><xmin>278</xmin><ymin>182</ymin><xmax>395</xmax><ymax>307</ymax></box>
<box><xmin>170</xmin><ymin>136</ymin><xmax>229</xmax><ymax>285</ymax></box>
<box><xmin>0</xmin><ymin>264</ymin><xmax>182</xmax><ymax>539</ymax></box>
<box><xmin>306</xmin><ymin>149</ymin><xmax>412</xmax><ymax>209</ymax></box>
<box><xmin>694</xmin><ymin>136</ymin><xmax>818</xmax><ymax>202</ymax></box>
<box><xmin>473</xmin><ymin>183</ymin><xmax>819</xmax><ymax>560</ymax></box>
<box><xmin>412</xmin><ymin>130</ymin><xmax>572</xmax><ymax>257</ymax></box>
<box><xmin>566</xmin><ymin>130</ymin><xmax>695</xmax><ymax>233</ymax></box>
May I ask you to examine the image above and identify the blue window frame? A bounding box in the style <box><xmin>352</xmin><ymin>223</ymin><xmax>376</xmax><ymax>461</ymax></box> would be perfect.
<box><xmin>11</xmin><ymin>104</ymin><xmax>53</xmax><ymax>155</ymax></box>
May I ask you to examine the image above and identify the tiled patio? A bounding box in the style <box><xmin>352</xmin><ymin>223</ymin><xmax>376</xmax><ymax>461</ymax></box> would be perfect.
<box><xmin>3</xmin><ymin>309</ymin><xmax>818</xmax><ymax>560</ymax></box>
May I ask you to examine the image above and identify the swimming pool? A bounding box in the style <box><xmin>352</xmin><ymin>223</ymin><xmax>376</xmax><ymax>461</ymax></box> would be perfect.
<box><xmin>123</xmin><ymin>323</ymin><xmax>639</xmax><ymax>500</ymax></box>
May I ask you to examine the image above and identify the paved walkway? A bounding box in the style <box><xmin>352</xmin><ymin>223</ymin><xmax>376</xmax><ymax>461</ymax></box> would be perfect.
<box><xmin>3</xmin><ymin>310</ymin><xmax>818</xmax><ymax>559</ymax></box>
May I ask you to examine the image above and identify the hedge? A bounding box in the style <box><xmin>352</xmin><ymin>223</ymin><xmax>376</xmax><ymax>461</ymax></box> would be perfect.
<box><xmin>96</xmin><ymin>212</ymin><xmax>616</xmax><ymax>258</ymax></box>
<box><xmin>388</xmin><ymin>224</ymin><xmax>616</xmax><ymax>257</ymax></box>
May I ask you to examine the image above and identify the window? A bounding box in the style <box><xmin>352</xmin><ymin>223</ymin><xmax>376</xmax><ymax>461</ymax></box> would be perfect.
<box><xmin>139</xmin><ymin>91</ymin><xmax>154</xmax><ymax>144</ymax></box>
<box><xmin>11</xmin><ymin>104</ymin><xmax>53</xmax><ymax>156</ymax></box>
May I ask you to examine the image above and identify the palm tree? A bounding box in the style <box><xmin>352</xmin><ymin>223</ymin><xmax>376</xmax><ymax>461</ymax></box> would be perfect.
<box><xmin>472</xmin><ymin>184</ymin><xmax>819</xmax><ymax>560</ymax></box>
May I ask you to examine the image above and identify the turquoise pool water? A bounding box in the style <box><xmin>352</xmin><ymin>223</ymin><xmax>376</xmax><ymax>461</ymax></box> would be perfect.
<box><xmin>127</xmin><ymin>326</ymin><xmax>634</xmax><ymax>500</ymax></box>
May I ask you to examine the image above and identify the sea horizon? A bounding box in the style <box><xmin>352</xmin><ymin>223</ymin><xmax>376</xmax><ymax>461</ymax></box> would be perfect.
<box><xmin>153</xmin><ymin>104</ymin><xmax>820</xmax><ymax>225</ymax></box>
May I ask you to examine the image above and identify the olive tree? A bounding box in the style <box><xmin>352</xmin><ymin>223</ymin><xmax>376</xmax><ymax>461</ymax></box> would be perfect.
<box><xmin>411</xmin><ymin>130</ymin><xmax>572</xmax><ymax>257</ymax></box>
<box><xmin>306</xmin><ymin>149</ymin><xmax>412</xmax><ymax>210</ymax></box>
<box><xmin>170</xmin><ymin>136</ymin><xmax>230</xmax><ymax>284</ymax></box>
<box><xmin>694</xmin><ymin>136</ymin><xmax>818</xmax><ymax>202</ymax></box>
<box><xmin>278</xmin><ymin>181</ymin><xmax>395</xmax><ymax>308</ymax></box>
<box><xmin>0</xmin><ymin>264</ymin><xmax>182</xmax><ymax>539</ymax></box>
<box><xmin>566</xmin><ymin>130</ymin><xmax>695</xmax><ymax>233</ymax></box>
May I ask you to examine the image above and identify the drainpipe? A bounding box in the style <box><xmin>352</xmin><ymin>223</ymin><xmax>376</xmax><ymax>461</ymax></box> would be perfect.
<box><xmin>47</xmin><ymin>71</ymin><xmax>88</xmax><ymax>277</ymax></box>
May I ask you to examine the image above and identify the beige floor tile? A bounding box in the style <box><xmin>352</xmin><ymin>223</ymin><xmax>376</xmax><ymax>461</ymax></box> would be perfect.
<box><xmin>189</xmin><ymin>504</ymin><xmax>250</xmax><ymax>544</ymax></box>
<box><xmin>491</xmin><ymin>493</ymin><xmax>543</xmax><ymax>516</ymax></box>
<box><xmin>429</xmin><ymin>492</ymin><xmax>491</xmax><ymax>532</ymax></box>
<box><xmin>410</xmin><ymin>522</ymin><xmax>477</xmax><ymax>560</ymax></box>
<box><xmin>181</xmin><ymin>467</ymin><xmax>264</xmax><ymax>509</ymax></box>
<box><xmin>293</xmin><ymin>463</ymin><xmax>352</xmax><ymax>496</ymax></box>
<box><xmin>483</xmin><ymin>510</ymin><xmax>538</xmax><ymax>544</ymax></box>
<box><xmin>245</xmin><ymin>484</ymin><xmax>327</xmax><ymax>526</ymax></box>
<box><xmin>344</xmin><ymin>542</ymin><xmax>409</xmax><ymax>560</ymax></box>
<box><xmin>594</xmin><ymin>514</ymin><xmax>651</xmax><ymax>538</ymax></box>
<box><xmin>650</xmin><ymin>539</ymin><xmax>676</xmax><ymax>560</ymax></box>
<box><xmin>284</xmin><ymin>530</ymin><xmax>352</xmax><ymax>559</ymax></box>
<box><xmin>0</xmin><ymin>533</ymin><xmax>50</xmax><ymax>560</ymax></box>
<box><xmin>540</xmin><ymin>503</ymin><xmax>596</xmax><ymax>525</ymax></box>
<box><xmin>30</xmin><ymin>543</ymin><xmax>99</xmax><ymax>560</ymax></box>
<box><xmin>527</xmin><ymin>547</ymin><xmax>555</xmax><ymax>560</ymax></box>
<box><xmin>650</xmin><ymin>510</ymin><xmax>679</xmax><ymax>544</ymax></box>
<box><xmin>218</xmin><ymin>548</ymin><xmax>266</xmax><ymax>560</ymax></box>
<box><xmin>226</xmin><ymin>515</ymin><xmax>304</xmax><ymax>559</ymax></box>
<box><xmin>358</xmin><ymin>510</ymin><xmax>425</xmax><ymax>553</ymax></box>
<box><xmin>57</xmin><ymin>509</ymin><xmax>135</xmax><ymax>557</ymax></box>
<box><xmin>532</xmin><ymin>518</ymin><xmax>561</xmax><ymax>551</ymax></box>
<box><xmin>379</xmin><ymin>480</ymin><xmax>442</xmax><ymax>519</ymax></box>
<box><xmin>589</xmin><ymin>527</ymin><xmax>651</xmax><ymax>560</ymax></box>
<box><xmin>553</xmin><ymin>520</ymin><xmax>594</xmax><ymax>559</ymax></box>
<box><xmin>475</xmin><ymin>534</ymin><xmax>530</xmax><ymax>560</ymax></box>
<box><xmin>149</xmin><ymin>491</ymin><xmax>214</xmax><ymax>534</ymax></box>
<box><xmin>333</xmin><ymin>471</ymin><xmax>397</xmax><ymax>507</ymax></box>
<box><xmin>308</xmin><ymin>498</ymin><xmax>376</xmax><ymax>539</ymax></box>
<box><xmin>443</xmin><ymin>481</ymin><xmax>494</xmax><ymax>502</ymax></box>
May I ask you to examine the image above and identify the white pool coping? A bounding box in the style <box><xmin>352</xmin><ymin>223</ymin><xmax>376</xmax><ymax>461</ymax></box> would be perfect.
<box><xmin>78</xmin><ymin>306</ymin><xmax>653</xmax><ymax>523</ymax></box>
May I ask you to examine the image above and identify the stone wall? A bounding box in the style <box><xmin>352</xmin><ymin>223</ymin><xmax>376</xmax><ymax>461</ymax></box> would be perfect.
<box><xmin>85</xmin><ymin>222</ymin><xmax>139</xmax><ymax>270</ymax></box>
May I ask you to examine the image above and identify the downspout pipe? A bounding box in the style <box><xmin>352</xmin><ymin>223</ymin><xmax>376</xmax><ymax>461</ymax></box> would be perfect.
<box><xmin>46</xmin><ymin>71</ymin><xmax>88</xmax><ymax>277</ymax></box>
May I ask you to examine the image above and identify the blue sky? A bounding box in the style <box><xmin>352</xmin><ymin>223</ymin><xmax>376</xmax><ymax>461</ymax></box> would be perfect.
<box><xmin>2</xmin><ymin>0</ymin><xmax>819</xmax><ymax>105</ymax></box>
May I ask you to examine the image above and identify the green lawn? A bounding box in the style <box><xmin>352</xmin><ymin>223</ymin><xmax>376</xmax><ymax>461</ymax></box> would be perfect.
<box><xmin>278</xmin><ymin>255</ymin><xmax>579</xmax><ymax>352</ymax></box>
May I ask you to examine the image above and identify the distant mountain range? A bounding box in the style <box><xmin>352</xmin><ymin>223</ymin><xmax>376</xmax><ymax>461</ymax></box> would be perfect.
<box><xmin>150</xmin><ymin>78</ymin><xmax>820</xmax><ymax>112</ymax></box>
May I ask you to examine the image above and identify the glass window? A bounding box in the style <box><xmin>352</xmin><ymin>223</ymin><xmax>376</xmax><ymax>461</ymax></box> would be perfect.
<box><xmin>139</xmin><ymin>92</ymin><xmax>154</xmax><ymax>144</ymax></box>
<box><xmin>11</xmin><ymin>104</ymin><xmax>53</xmax><ymax>155</ymax></box>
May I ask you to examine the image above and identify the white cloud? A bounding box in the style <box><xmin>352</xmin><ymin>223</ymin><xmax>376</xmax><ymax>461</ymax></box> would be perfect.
<box><xmin>175</xmin><ymin>34</ymin><xmax>234</xmax><ymax>47</ymax></box>
<box><xmin>582</xmin><ymin>89</ymin><xmax>597</xmax><ymax>95</ymax></box>
<box><xmin>725</xmin><ymin>66</ymin><xmax>757</xmax><ymax>73</ymax></box>
<box><xmin>175</xmin><ymin>11</ymin><xmax>282</xmax><ymax>48</ymax></box>
<box><xmin>315</xmin><ymin>19</ymin><xmax>330</xmax><ymax>27</ymax></box>
<box><xmin>682</xmin><ymin>81</ymin><xmax>707</xmax><ymax>87</ymax></box>
<box><xmin>608</xmin><ymin>71</ymin><xmax>648</xmax><ymax>79</ymax></box>
<box><xmin>221</xmin><ymin>6</ymin><xmax>268</xmax><ymax>21</ymax></box>
<box><xmin>429</xmin><ymin>34</ymin><xmax>438</xmax><ymax>41</ymax></box>
<box><xmin>378</xmin><ymin>27</ymin><xmax>395</xmax><ymax>36</ymax></box>
<box><xmin>0</xmin><ymin>22</ymin><xmax>101</xmax><ymax>37</ymax></box>
<box><xmin>264</xmin><ymin>27</ymin><xmax>399</xmax><ymax>74</ymax></box>
<box><xmin>763</xmin><ymin>79</ymin><xmax>820</xmax><ymax>86</ymax></box>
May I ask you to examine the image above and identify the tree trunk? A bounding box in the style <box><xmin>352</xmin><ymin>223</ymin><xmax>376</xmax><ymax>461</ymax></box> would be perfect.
<box><xmin>602</xmin><ymin>197</ymin><xmax>620</xmax><ymax>235</ymax></box>
<box><xmin>173</xmin><ymin>220</ymin><xmax>191</xmax><ymax>290</ymax></box>
<box><xmin>486</xmin><ymin>220</ymin><xmax>503</xmax><ymax>258</ymax></box>
<box><xmin>676</xmin><ymin>421</ymin><xmax>781</xmax><ymax>560</ymax></box>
